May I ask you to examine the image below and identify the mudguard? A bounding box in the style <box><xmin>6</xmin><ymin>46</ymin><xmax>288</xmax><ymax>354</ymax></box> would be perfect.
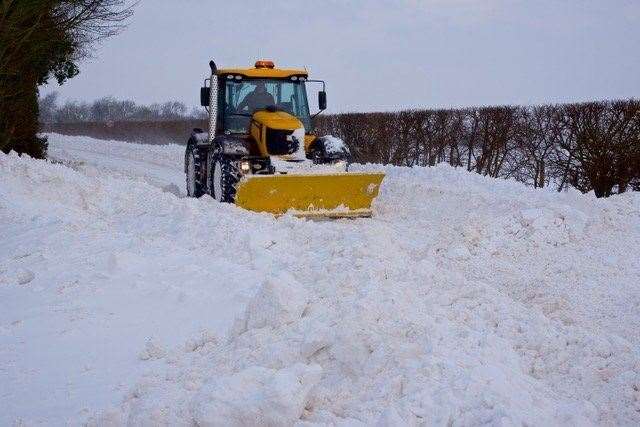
<box><xmin>214</xmin><ymin>136</ymin><xmax>251</xmax><ymax>156</ymax></box>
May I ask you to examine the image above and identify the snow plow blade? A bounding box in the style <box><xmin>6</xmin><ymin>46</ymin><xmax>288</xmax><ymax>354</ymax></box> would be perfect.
<box><xmin>234</xmin><ymin>172</ymin><xmax>385</xmax><ymax>218</ymax></box>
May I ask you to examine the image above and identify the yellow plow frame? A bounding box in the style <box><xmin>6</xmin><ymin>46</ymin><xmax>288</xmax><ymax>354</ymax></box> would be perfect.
<box><xmin>234</xmin><ymin>172</ymin><xmax>385</xmax><ymax>218</ymax></box>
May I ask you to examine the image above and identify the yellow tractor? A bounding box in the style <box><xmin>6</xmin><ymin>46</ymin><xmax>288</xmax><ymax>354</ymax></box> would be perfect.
<box><xmin>185</xmin><ymin>60</ymin><xmax>385</xmax><ymax>218</ymax></box>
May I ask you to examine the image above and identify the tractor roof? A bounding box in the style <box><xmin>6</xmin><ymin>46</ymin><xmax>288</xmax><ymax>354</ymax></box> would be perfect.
<box><xmin>217</xmin><ymin>60</ymin><xmax>308</xmax><ymax>79</ymax></box>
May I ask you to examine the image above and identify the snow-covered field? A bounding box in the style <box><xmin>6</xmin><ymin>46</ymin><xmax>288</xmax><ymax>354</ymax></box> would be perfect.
<box><xmin>1</xmin><ymin>134</ymin><xmax>639</xmax><ymax>426</ymax></box>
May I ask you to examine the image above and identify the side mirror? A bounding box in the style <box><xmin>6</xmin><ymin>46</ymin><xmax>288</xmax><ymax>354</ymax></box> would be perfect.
<box><xmin>200</xmin><ymin>87</ymin><xmax>211</xmax><ymax>107</ymax></box>
<box><xmin>318</xmin><ymin>91</ymin><xmax>327</xmax><ymax>110</ymax></box>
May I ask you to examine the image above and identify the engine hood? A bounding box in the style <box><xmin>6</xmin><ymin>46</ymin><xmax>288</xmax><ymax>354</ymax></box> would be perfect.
<box><xmin>252</xmin><ymin>110</ymin><xmax>303</xmax><ymax>131</ymax></box>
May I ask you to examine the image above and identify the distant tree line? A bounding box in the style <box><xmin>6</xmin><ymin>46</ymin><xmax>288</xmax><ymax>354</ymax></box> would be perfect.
<box><xmin>39</xmin><ymin>92</ymin><xmax>206</xmax><ymax>123</ymax></box>
<box><xmin>42</xmin><ymin>94</ymin><xmax>639</xmax><ymax>198</ymax></box>
<box><xmin>316</xmin><ymin>99</ymin><xmax>640</xmax><ymax>198</ymax></box>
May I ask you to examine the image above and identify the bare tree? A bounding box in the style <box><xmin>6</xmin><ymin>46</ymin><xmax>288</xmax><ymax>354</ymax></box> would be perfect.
<box><xmin>38</xmin><ymin>91</ymin><xmax>60</xmax><ymax>123</ymax></box>
<box><xmin>315</xmin><ymin>99</ymin><xmax>639</xmax><ymax>197</ymax></box>
<box><xmin>560</xmin><ymin>101</ymin><xmax>640</xmax><ymax>197</ymax></box>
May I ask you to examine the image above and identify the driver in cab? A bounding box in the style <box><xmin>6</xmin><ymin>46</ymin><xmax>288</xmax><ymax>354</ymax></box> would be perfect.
<box><xmin>237</xmin><ymin>82</ymin><xmax>274</xmax><ymax>113</ymax></box>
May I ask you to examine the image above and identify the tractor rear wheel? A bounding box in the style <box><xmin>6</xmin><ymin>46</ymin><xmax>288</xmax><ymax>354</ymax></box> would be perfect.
<box><xmin>208</xmin><ymin>154</ymin><xmax>240</xmax><ymax>203</ymax></box>
<box><xmin>186</xmin><ymin>146</ymin><xmax>205</xmax><ymax>198</ymax></box>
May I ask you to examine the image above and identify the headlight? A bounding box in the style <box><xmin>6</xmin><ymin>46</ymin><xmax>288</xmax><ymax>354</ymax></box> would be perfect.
<box><xmin>240</xmin><ymin>160</ymin><xmax>251</xmax><ymax>173</ymax></box>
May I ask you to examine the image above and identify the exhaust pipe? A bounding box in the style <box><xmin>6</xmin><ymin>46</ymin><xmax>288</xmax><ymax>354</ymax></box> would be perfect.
<box><xmin>208</xmin><ymin>60</ymin><xmax>218</xmax><ymax>143</ymax></box>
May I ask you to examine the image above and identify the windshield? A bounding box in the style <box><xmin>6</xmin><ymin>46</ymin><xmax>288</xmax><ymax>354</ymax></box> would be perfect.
<box><xmin>221</xmin><ymin>78</ymin><xmax>311</xmax><ymax>133</ymax></box>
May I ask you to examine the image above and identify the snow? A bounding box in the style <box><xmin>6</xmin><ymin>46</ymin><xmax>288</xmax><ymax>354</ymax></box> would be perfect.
<box><xmin>1</xmin><ymin>133</ymin><xmax>640</xmax><ymax>426</ymax></box>
<box><xmin>289</xmin><ymin>127</ymin><xmax>307</xmax><ymax>161</ymax></box>
<box><xmin>194</xmin><ymin>131</ymin><xmax>209</xmax><ymax>145</ymax></box>
<box><xmin>321</xmin><ymin>135</ymin><xmax>350</xmax><ymax>156</ymax></box>
<box><xmin>191</xmin><ymin>363</ymin><xmax>322</xmax><ymax>427</ymax></box>
<box><xmin>267</xmin><ymin>157</ymin><xmax>348</xmax><ymax>175</ymax></box>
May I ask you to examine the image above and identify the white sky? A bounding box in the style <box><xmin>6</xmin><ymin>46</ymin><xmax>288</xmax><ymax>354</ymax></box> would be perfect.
<box><xmin>41</xmin><ymin>0</ymin><xmax>640</xmax><ymax>113</ymax></box>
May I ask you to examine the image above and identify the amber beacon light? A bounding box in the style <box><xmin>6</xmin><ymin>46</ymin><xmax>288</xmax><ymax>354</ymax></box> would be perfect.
<box><xmin>254</xmin><ymin>60</ymin><xmax>275</xmax><ymax>69</ymax></box>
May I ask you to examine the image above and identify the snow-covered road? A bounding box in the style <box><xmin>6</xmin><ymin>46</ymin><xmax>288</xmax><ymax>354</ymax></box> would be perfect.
<box><xmin>1</xmin><ymin>134</ymin><xmax>639</xmax><ymax>426</ymax></box>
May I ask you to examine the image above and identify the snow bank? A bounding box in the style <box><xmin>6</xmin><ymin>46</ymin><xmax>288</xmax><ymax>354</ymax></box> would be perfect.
<box><xmin>1</xmin><ymin>134</ymin><xmax>639</xmax><ymax>425</ymax></box>
<box><xmin>192</xmin><ymin>363</ymin><xmax>322</xmax><ymax>427</ymax></box>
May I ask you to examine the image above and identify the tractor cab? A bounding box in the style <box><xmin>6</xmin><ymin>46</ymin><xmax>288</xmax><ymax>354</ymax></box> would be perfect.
<box><xmin>221</xmin><ymin>76</ymin><xmax>312</xmax><ymax>133</ymax></box>
<box><xmin>201</xmin><ymin>60</ymin><xmax>325</xmax><ymax>136</ymax></box>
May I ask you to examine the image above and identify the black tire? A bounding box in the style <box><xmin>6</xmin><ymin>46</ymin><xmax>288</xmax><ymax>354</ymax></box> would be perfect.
<box><xmin>207</xmin><ymin>153</ymin><xmax>240</xmax><ymax>203</ymax></box>
<box><xmin>185</xmin><ymin>145</ymin><xmax>205</xmax><ymax>198</ymax></box>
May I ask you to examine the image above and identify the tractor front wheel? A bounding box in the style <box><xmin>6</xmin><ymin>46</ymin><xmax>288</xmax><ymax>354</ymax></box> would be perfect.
<box><xmin>208</xmin><ymin>154</ymin><xmax>240</xmax><ymax>203</ymax></box>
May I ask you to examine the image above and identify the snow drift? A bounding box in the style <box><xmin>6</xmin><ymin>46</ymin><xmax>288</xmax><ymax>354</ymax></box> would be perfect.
<box><xmin>1</xmin><ymin>134</ymin><xmax>639</xmax><ymax>426</ymax></box>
